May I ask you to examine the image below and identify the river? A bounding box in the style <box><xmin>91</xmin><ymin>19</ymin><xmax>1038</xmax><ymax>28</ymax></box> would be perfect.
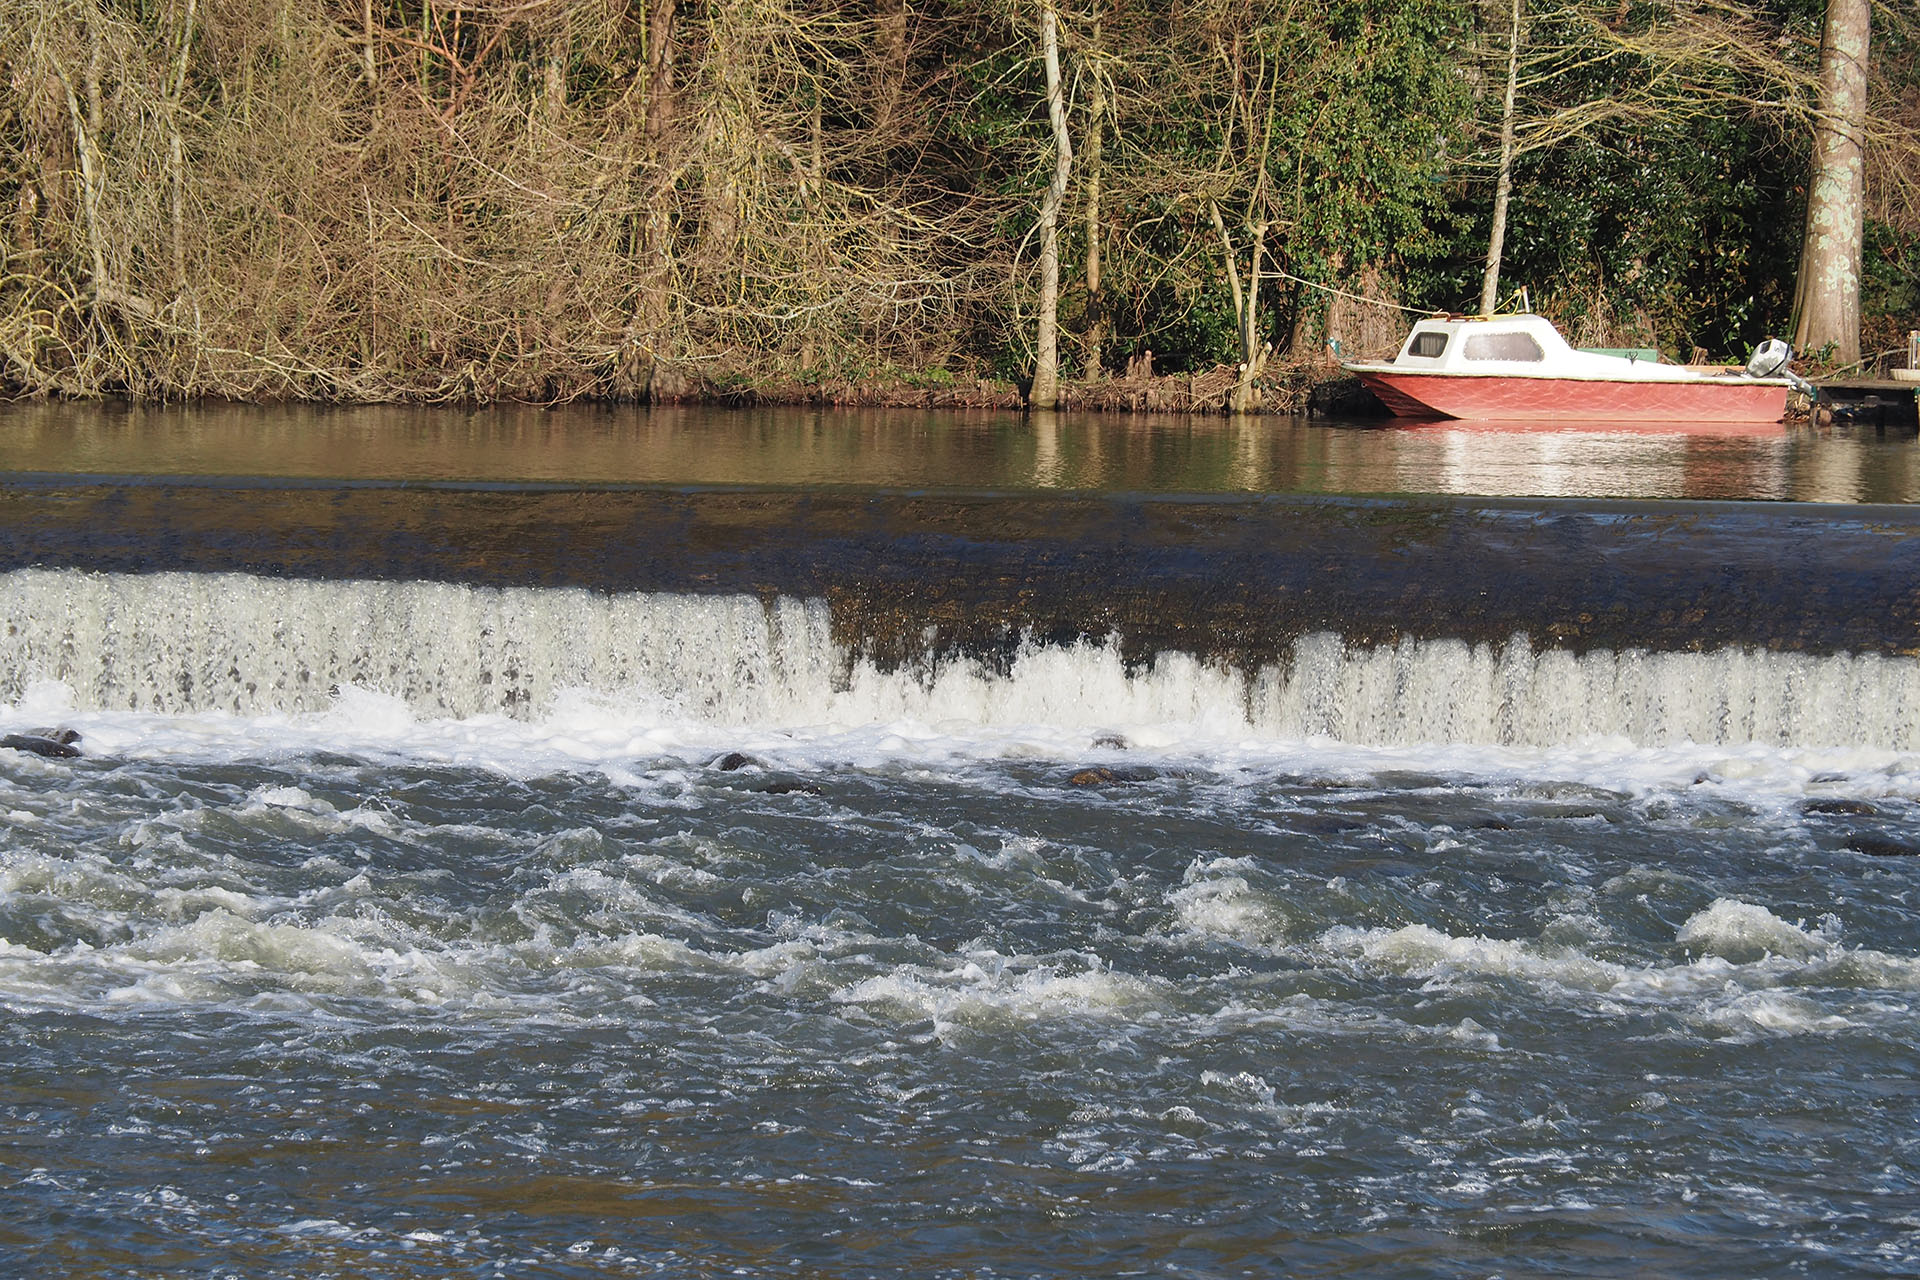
<box><xmin>2</xmin><ymin>404</ymin><xmax>1918</xmax><ymax>1278</ymax></box>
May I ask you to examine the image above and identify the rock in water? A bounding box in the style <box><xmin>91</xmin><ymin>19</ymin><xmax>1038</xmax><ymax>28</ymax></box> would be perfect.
<box><xmin>1846</xmin><ymin>834</ymin><xmax>1920</xmax><ymax>857</ymax></box>
<box><xmin>2</xmin><ymin>731</ymin><xmax>82</xmax><ymax>759</ymax></box>
<box><xmin>1803</xmin><ymin>798</ymin><xmax>1879</xmax><ymax>817</ymax></box>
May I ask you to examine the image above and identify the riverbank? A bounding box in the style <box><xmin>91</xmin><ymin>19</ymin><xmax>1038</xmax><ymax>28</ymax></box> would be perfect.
<box><xmin>560</xmin><ymin>355</ymin><xmax>1373</xmax><ymax>417</ymax></box>
<box><xmin>2</xmin><ymin>351</ymin><xmax>1378</xmax><ymax>416</ymax></box>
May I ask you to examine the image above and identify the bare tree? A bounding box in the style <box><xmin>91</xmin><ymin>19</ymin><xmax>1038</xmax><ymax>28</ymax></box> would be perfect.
<box><xmin>1208</xmin><ymin>27</ymin><xmax>1278</xmax><ymax>413</ymax></box>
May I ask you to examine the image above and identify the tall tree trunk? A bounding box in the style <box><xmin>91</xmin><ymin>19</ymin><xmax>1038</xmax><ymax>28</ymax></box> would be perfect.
<box><xmin>57</xmin><ymin>74</ymin><xmax>108</xmax><ymax>306</ymax></box>
<box><xmin>644</xmin><ymin>0</ymin><xmax>678</xmax><ymax>155</ymax></box>
<box><xmin>873</xmin><ymin>0</ymin><xmax>908</xmax><ymax>139</ymax></box>
<box><xmin>624</xmin><ymin>0</ymin><xmax>680</xmax><ymax>397</ymax></box>
<box><xmin>1030</xmin><ymin>0</ymin><xmax>1072</xmax><ymax>410</ymax></box>
<box><xmin>1791</xmin><ymin>0</ymin><xmax>1869</xmax><ymax>367</ymax></box>
<box><xmin>1081</xmin><ymin>20</ymin><xmax>1106</xmax><ymax>381</ymax></box>
<box><xmin>1480</xmin><ymin>0</ymin><xmax>1522</xmax><ymax>316</ymax></box>
<box><xmin>85</xmin><ymin>12</ymin><xmax>104</xmax><ymax>137</ymax></box>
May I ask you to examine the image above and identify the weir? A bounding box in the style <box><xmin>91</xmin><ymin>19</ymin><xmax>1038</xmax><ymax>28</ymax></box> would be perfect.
<box><xmin>3</xmin><ymin>479</ymin><xmax>1919</xmax><ymax>747</ymax></box>
<box><xmin>3</xmin><ymin>569</ymin><xmax>1919</xmax><ymax>748</ymax></box>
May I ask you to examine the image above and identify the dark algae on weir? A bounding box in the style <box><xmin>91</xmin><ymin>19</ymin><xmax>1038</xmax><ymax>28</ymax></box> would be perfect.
<box><xmin>4</xmin><ymin>482</ymin><xmax>1920</xmax><ymax>669</ymax></box>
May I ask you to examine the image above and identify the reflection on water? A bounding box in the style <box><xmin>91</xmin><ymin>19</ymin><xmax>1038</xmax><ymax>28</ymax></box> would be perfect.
<box><xmin>1</xmin><ymin>399</ymin><xmax>1917</xmax><ymax>501</ymax></box>
<box><xmin>1401</xmin><ymin>420</ymin><xmax>1790</xmax><ymax>502</ymax></box>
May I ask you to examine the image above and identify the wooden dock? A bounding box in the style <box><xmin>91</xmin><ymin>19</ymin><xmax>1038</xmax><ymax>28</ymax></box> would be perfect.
<box><xmin>1813</xmin><ymin>375</ymin><xmax>1920</xmax><ymax>428</ymax></box>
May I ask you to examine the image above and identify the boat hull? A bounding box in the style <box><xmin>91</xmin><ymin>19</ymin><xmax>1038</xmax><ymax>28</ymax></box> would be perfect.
<box><xmin>1355</xmin><ymin>370</ymin><xmax>1790</xmax><ymax>424</ymax></box>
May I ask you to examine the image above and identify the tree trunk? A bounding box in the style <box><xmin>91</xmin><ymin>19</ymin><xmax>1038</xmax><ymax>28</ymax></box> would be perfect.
<box><xmin>57</xmin><ymin>75</ymin><xmax>108</xmax><ymax>304</ymax></box>
<box><xmin>623</xmin><ymin>0</ymin><xmax>680</xmax><ymax>397</ymax></box>
<box><xmin>85</xmin><ymin>13</ymin><xmax>104</xmax><ymax>137</ymax></box>
<box><xmin>169</xmin><ymin>0</ymin><xmax>198</xmax><ymax>297</ymax></box>
<box><xmin>1030</xmin><ymin>0</ymin><xmax>1072</xmax><ymax>411</ymax></box>
<box><xmin>873</xmin><ymin>0</ymin><xmax>908</xmax><ymax>138</ymax></box>
<box><xmin>1210</xmin><ymin>201</ymin><xmax>1269</xmax><ymax>414</ymax></box>
<box><xmin>1081</xmin><ymin>22</ymin><xmax>1106</xmax><ymax>381</ymax></box>
<box><xmin>362</xmin><ymin>0</ymin><xmax>377</xmax><ymax>84</ymax></box>
<box><xmin>1480</xmin><ymin>0</ymin><xmax>1522</xmax><ymax>316</ymax></box>
<box><xmin>644</xmin><ymin>0</ymin><xmax>678</xmax><ymax>150</ymax></box>
<box><xmin>700</xmin><ymin>5</ymin><xmax>742</xmax><ymax>273</ymax></box>
<box><xmin>1791</xmin><ymin>0</ymin><xmax>1869</xmax><ymax>367</ymax></box>
<box><xmin>544</xmin><ymin>12</ymin><xmax>570</xmax><ymax>118</ymax></box>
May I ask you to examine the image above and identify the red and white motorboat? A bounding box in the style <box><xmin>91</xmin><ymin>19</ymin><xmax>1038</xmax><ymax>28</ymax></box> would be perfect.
<box><xmin>1342</xmin><ymin>313</ymin><xmax>1802</xmax><ymax>424</ymax></box>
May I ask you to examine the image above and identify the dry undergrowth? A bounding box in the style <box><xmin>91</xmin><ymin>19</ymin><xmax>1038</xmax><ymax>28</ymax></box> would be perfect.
<box><xmin>0</xmin><ymin>0</ymin><xmax>1002</xmax><ymax>401</ymax></box>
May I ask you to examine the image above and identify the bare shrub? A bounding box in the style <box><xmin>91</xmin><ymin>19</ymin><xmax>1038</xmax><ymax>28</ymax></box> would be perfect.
<box><xmin>0</xmin><ymin>0</ymin><xmax>1004</xmax><ymax>400</ymax></box>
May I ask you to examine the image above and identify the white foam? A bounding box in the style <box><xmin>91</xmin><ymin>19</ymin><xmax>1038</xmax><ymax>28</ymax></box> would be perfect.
<box><xmin>1296</xmin><ymin>903</ymin><xmax>1920</xmax><ymax>1041</ymax></box>
<box><xmin>11</xmin><ymin>689</ymin><xmax>1920</xmax><ymax>818</ymax></box>
<box><xmin>1168</xmin><ymin>860</ymin><xmax>1295</xmax><ymax>949</ymax></box>
<box><xmin>1674</xmin><ymin>899</ymin><xmax>1832</xmax><ymax>962</ymax></box>
<box><xmin>833</xmin><ymin>950</ymin><xmax>1165</xmax><ymax>1031</ymax></box>
<box><xmin>1694</xmin><ymin>989</ymin><xmax>1855</xmax><ymax>1039</ymax></box>
<box><xmin>1317</xmin><ymin>922</ymin><xmax>1632</xmax><ymax>992</ymax></box>
<box><xmin>124</xmin><ymin>908</ymin><xmax>472</xmax><ymax>1003</ymax></box>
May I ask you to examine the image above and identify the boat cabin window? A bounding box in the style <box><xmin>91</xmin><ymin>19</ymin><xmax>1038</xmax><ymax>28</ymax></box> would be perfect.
<box><xmin>1408</xmin><ymin>331</ymin><xmax>1449</xmax><ymax>358</ymax></box>
<box><xmin>1464</xmin><ymin>331</ymin><xmax>1545</xmax><ymax>362</ymax></box>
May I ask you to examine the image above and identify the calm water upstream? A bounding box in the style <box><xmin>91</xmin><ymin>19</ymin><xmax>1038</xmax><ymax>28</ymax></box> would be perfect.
<box><xmin>2</xmin><ymin>403</ymin><xmax>1919</xmax><ymax>1279</ymax></box>
<box><xmin>3</xmin><ymin>399</ymin><xmax>1919</xmax><ymax>500</ymax></box>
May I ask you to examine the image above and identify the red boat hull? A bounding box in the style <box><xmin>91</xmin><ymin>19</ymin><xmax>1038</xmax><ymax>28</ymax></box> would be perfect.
<box><xmin>1357</xmin><ymin>370</ymin><xmax>1789</xmax><ymax>424</ymax></box>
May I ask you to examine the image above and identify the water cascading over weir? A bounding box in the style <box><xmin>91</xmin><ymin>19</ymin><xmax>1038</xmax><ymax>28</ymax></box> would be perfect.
<box><xmin>2</xmin><ymin>478</ymin><xmax>1919</xmax><ymax>749</ymax></box>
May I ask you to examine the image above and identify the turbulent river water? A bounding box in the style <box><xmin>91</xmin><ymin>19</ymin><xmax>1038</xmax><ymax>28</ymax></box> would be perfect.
<box><xmin>3</xmin><ymin>405</ymin><xmax>1920</xmax><ymax>1279</ymax></box>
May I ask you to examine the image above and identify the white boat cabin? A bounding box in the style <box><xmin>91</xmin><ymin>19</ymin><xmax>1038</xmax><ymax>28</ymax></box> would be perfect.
<box><xmin>1381</xmin><ymin>314</ymin><xmax>1689</xmax><ymax>381</ymax></box>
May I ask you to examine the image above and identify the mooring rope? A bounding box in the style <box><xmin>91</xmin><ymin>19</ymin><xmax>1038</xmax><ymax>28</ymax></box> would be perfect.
<box><xmin>1270</xmin><ymin>269</ymin><xmax>1439</xmax><ymax>316</ymax></box>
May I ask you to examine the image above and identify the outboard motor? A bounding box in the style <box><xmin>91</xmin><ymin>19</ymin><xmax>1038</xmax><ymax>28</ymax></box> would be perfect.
<box><xmin>1746</xmin><ymin>338</ymin><xmax>1814</xmax><ymax>394</ymax></box>
<box><xmin>1745</xmin><ymin>338</ymin><xmax>1791</xmax><ymax>378</ymax></box>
